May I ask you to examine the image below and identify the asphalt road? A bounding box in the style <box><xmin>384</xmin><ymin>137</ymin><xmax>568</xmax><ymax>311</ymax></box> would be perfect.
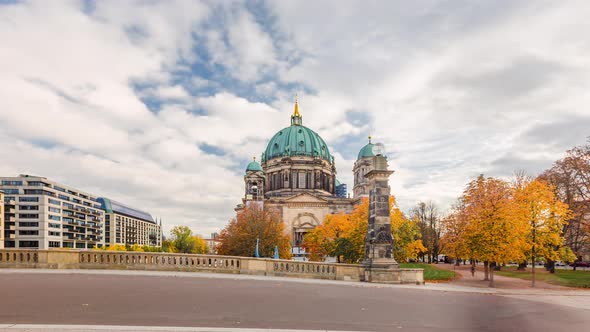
<box><xmin>1</xmin><ymin>271</ymin><xmax>589</xmax><ymax>332</ymax></box>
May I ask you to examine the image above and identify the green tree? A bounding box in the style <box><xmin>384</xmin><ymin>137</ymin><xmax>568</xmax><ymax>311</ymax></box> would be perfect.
<box><xmin>170</xmin><ymin>226</ymin><xmax>205</xmax><ymax>254</ymax></box>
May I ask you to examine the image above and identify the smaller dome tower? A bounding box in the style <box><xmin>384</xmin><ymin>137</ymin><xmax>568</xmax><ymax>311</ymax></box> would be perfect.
<box><xmin>353</xmin><ymin>136</ymin><xmax>387</xmax><ymax>198</ymax></box>
<box><xmin>244</xmin><ymin>157</ymin><xmax>265</xmax><ymax>201</ymax></box>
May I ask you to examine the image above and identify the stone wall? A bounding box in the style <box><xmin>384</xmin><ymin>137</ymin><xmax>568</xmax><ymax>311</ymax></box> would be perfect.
<box><xmin>0</xmin><ymin>249</ymin><xmax>424</xmax><ymax>284</ymax></box>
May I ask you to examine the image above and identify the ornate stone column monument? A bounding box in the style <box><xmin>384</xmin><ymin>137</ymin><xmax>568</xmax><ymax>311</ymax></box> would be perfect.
<box><xmin>363</xmin><ymin>146</ymin><xmax>400</xmax><ymax>283</ymax></box>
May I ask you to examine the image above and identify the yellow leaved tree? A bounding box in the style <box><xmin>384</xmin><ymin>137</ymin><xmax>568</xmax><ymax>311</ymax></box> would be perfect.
<box><xmin>390</xmin><ymin>196</ymin><xmax>427</xmax><ymax>262</ymax></box>
<box><xmin>460</xmin><ymin>175</ymin><xmax>528</xmax><ymax>286</ymax></box>
<box><xmin>304</xmin><ymin>196</ymin><xmax>426</xmax><ymax>263</ymax></box>
<box><xmin>512</xmin><ymin>176</ymin><xmax>571</xmax><ymax>286</ymax></box>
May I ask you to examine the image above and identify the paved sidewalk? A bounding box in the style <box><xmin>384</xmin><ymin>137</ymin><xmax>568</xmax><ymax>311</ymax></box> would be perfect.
<box><xmin>436</xmin><ymin>263</ymin><xmax>568</xmax><ymax>289</ymax></box>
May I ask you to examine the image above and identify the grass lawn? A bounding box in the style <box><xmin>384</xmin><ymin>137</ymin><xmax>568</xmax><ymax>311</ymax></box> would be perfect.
<box><xmin>495</xmin><ymin>266</ymin><xmax>590</xmax><ymax>288</ymax></box>
<box><xmin>400</xmin><ymin>263</ymin><xmax>455</xmax><ymax>281</ymax></box>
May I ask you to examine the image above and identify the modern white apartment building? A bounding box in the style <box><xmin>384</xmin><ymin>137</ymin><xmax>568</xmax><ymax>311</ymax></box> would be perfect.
<box><xmin>0</xmin><ymin>175</ymin><xmax>105</xmax><ymax>249</ymax></box>
<box><xmin>97</xmin><ymin>197</ymin><xmax>161</xmax><ymax>247</ymax></box>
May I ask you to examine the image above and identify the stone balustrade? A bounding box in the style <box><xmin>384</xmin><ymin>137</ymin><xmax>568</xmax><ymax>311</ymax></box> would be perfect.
<box><xmin>0</xmin><ymin>249</ymin><xmax>424</xmax><ymax>284</ymax></box>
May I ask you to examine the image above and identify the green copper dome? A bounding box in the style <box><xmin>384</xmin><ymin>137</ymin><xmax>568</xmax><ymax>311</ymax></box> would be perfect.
<box><xmin>263</xmin><ymin>125</ymin><xmax>333</xmax><ymax>163</ymax></box>
<box><xmin>262</xmin><ymin>101</ymin><xmax>333</xmax><ymax>164</ymax></box>
<box><xmin>246</xmin><ymin>159</ymin><xmax>263</xmax><ymax>172</ymax></box>
<box><xmin>357</xmin><ymin>142</ymin><xmax>376</xmax><ymax>159</ymax></box>
<box><xmin>357</xmin><ymin>137</ymin><xmax>387</xmax><ymax>160</ymax></box>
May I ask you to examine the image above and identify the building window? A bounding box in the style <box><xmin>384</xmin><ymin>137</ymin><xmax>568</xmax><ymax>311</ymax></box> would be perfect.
<box><xmin>48</xmin><ymin>198</ymin><xmax>60</xmax><ymax>205</ymax></box>
<box><xmin>19</xmin><ymin>241</ymin><xmax>39</xmax><ymax>248</ymax></box>
<box><xmin>298</xmin><ymin>172</ymin><xmax>306</xmax><ymax>189</ymax></box>
<box><xmin>48</xmin><ymin>215</ymin><xmax>61</xmax><ymax>221</ymax></box>
<box><xmin>2</xmin><ymin>189</ymin><xmax>20</xmax><ymax>194</ymax></box>
<box><xmin>19</xmin><ymin>230</ymin><xmax>39</xmax><ymax>236</ymax></box>
<box><xmin>19</xmin><ymin>213</ymin><xmax>39</xmax><ymax>219</ymax></box>
<box><xmin>58</xmin><ymin>194</ymin><xmax>69</xmax><ymax>201</ymax></box>
<box><xmin>19</xmin><ymin>196</ymin><xmax>39</xmax><ymax>202</ymax></box>
<box><xmin>49</xmin><ymin>241</ymin><xmax>61</xmax><ymax>248</ymax></box>
<box><xmin>19</xmin><ymin>222</ymin><xmax>39</xmax><ymax>227</ymax></box>
<box><xmin>54</xmin><ymin>186</ymin><xmax>65</xmax><ymax>192</ymax></box>
<box><xmin>49</xmin><ymin>223</ymin><xmax>61</xmax><ymax>228</ymax></box>
<box><xmin>75</xmin><ymin>243</ymin><xmax>85</xmax><ymax>249</ymax></box>
<box><xmin>2</xmin><ymin>180</ymin><xmax>23</xmax><ymax>185</ymax></box>
<box><xmin>48</xmin><ymin>231</ymin><xmax>61</xmax><ymax>236</ymax></box>
<box><xmin>63</xmin><ymin>242</ymin><xmax>74</xmax><ymax>248</ymax></box>
<box><xmin>49</xmin><ymin>207</ymin><xmax>61</xmax><ymax>213</ymax></box>
<box><xmin>19</xmin><ymin>205</ymin><xmax>39</xmax><ymax>210</ymax></box>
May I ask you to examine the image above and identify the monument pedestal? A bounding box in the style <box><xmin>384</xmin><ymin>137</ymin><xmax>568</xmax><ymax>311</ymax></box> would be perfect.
<box><xmin>362</xmin><ymin>259</ymin><xmax>401</xmax><ymax>283</ymax></box>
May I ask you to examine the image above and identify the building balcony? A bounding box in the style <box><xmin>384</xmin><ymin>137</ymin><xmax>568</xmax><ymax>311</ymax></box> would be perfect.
<box><xmin>5</xmin><ymin>200</ymin><xmax>16</xmax><ymax>205</ymax></box>
<box><xmin>7</xmin><ymin>208</ymin><xmax>16</xmax><ymax>213</ymax></box>
<box><xmin>6</xmin><ymin>216</ymin><xmax>15</xmax><ymax>222</ymax></box>
<box><xmin>8</xmin><ymin>234</ymin><xmax>16</xmax><ymax>239</ymax></box>
<box><xmin>8</xmin><ymin>225</ymin><xmax>16</xmax><ymax>231</ymax></box>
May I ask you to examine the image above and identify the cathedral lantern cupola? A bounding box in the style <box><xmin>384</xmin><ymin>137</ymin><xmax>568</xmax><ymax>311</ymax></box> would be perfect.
<box><xmin>291</xmin><ymin>96</ymin><xmax>302</xmax><ymax>126</ymax></box>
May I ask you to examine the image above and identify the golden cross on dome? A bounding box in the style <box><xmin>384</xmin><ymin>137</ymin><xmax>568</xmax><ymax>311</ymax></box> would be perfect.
<box><xmin>293</xmin><ymin>94</ymin><xmax>300</xmax><ymax>117</ymax></box>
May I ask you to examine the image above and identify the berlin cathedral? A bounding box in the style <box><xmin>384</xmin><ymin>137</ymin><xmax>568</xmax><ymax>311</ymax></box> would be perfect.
<box><xmin>236</xmin><ymin>99</ymin><xmax>391</xmax><ymax>259</ymax></box>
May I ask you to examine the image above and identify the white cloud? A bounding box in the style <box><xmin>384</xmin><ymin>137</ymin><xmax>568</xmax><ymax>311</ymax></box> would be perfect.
<box><xmin>1</xmin><ymin>0</ymin><xmax>589</xmax><ymax>235</ymax></box>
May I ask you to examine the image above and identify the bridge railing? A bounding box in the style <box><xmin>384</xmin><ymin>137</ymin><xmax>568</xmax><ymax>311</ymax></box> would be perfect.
<box><xmin>0</xmin><ymin>249</ymin><xmax>422</xmax><ymax>284</ymax></box>
<box><xmin>0</xmin><ymin>250</ymin><xmax>39</xmax><ymax>264</ymax></box>
<box><xmin>78</xmin><ymin>251</ymin><xmax>242</xmax><ymax>272</ymax></box>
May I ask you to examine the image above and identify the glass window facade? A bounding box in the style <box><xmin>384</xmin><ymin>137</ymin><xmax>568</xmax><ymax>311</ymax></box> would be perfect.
<box><xmin>19</xmin><ymin>222</ymin><xmax>39</xmax><ymax>227</ymax></box>
<box><xmin>19</xmin><ymin>241</ymin><xmax>39</xmax><ymax>248</ymax></box>
<box><xmin>3</xmin><ymin>189</ymin><xmax>20</xmax><ymax>194</ymax></box>
<box><xmin>19</xmin><ymin>205</ymin><xmax>39</xmax><ymax>210</ymax></box>
<box><xmin>19</xmin><ymin>230</ymin><xmax>39</xmax><ymax>236</ymax></box>
<box><xmin>19</xmin><ymin>196</ymin><xmax>39</xmax><ymax>202</ymax></box>
<box><xmin>19</xmin><ymin>214</ymin><xmax>39</xmax><ymax>219</ymax></box>
<box><xmin>2</xmin><ymin>180</ymin><xmax>23</xmax><ymax>185</ymax></box>
<box><xmin>54</xmin><ymin>186</ymin><xmax>65</xmax><ymax>192</ymax></box>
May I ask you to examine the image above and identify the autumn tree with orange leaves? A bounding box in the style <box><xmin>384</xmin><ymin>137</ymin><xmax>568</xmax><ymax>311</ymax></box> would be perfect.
<box><xmin>512</xmin><ymin>176</ymin><xmax>572</xmax><ymax>286</ymax></box>
<box><xmin>303</xmin><ymin>197</ymin><xmax>426</xmax><ymax>263</ymax></box>
<box><xmin>302</xmin><ymin>199</ymin><xmax>368</xmax><ymax>263</ymax></box>
<box><xmin>217</xmin><ymin>204</ymin><xmax>292</xmax><ymax>259</ymax></box>
<box><xmin>442</xmin><ymin>174</ymin><xmax>574</xmax><ymax>287</ymax></box>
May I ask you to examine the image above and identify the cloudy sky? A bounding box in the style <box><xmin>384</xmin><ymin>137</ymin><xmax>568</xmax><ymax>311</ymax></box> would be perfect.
<box><xmin>1</xmin><ymin>0</ymin><xmax>589</xmax><ymax>236</ymax></box>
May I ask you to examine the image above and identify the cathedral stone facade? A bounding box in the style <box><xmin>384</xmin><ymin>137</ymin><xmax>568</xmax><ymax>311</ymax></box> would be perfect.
<box><xmin>237</xmin><ymin>100</ymin><xmax>389</xmax><ymax>259</ymax></box>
